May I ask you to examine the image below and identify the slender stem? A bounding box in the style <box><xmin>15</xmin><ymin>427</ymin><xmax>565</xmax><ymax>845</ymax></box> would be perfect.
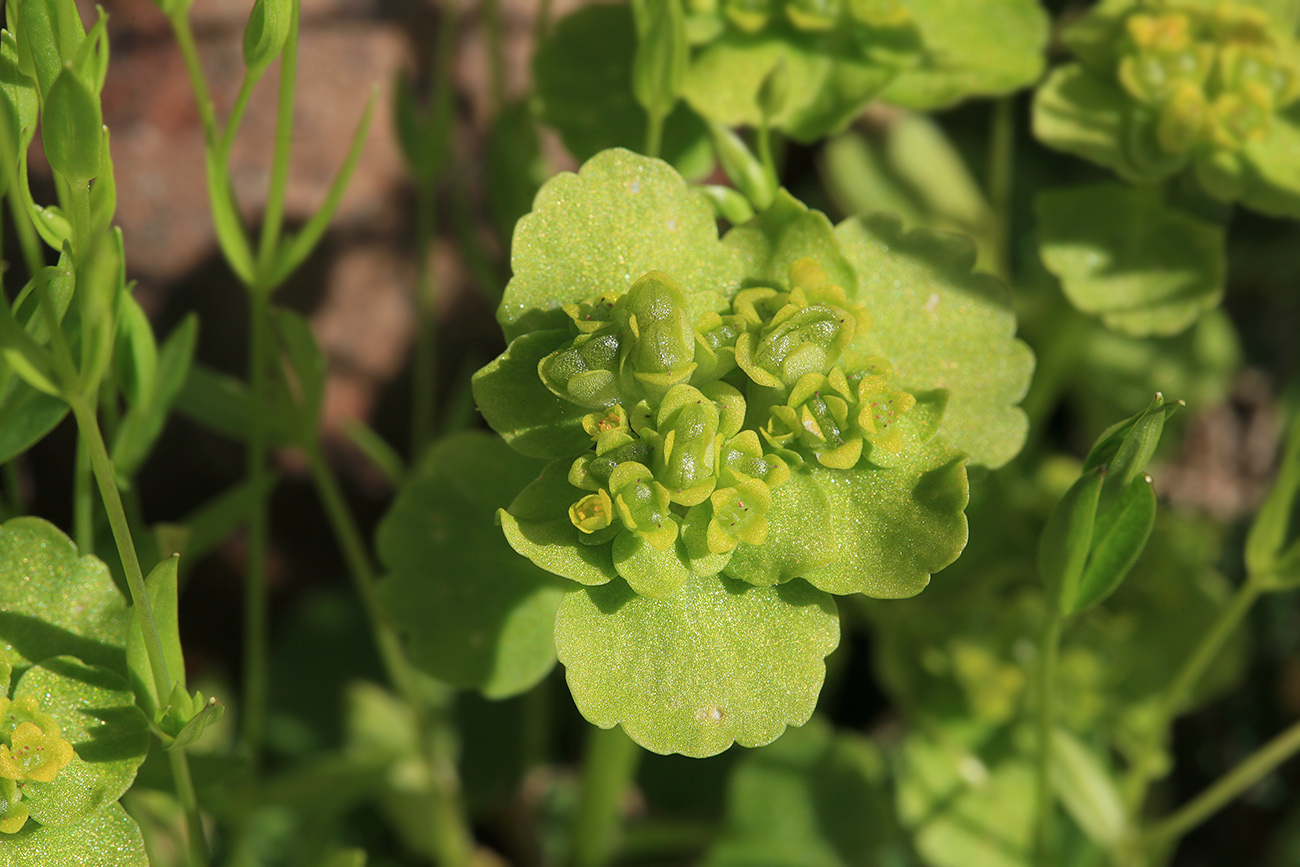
<box><xmin>257</xmin><ymin>0</ymin><xmax>302</xmax><ymax>273</ymax></box>
<box><xmin>571</xmin><ymin>725</ymin><xmax>642</xmax><ymax>867</ymax></box>
<box><xmin>1143</xmin><ymin>717</ymin><xmax>1300</xmax><ymax>850</ymax></box>
<box><xmin>240</xmin><ymin>288</ymin><xmax>272</xmax><ymax>764</ymax></box>
<box><xmin>217</xmin><ymin>73</ymin><xmax>260</xmax><ymax>165</ymax></box>
<box><xmin>757</xmin><ymin>122</ymin><xmax>776</xmax><ymax>193</ymax></box>
<box><xmin>410</xmin><ymin>178</ymin><xmax>439</xmax><ymax>458</ymax></box>
<box><xmin>481</xmin><ymin>0</ymin><xmax>506</xmax><ymax>116</ymax></box>
<box><xmin>645</xmin><ymin>111</ymin><xmax>664</xmax><ymax>159</ymax></box>
<box><xmin>1161</xmin><ymin>580</ymin><xmax>1261</xmax><ymax>721</ymax></box>
<box><xmin>304</xmin><ymin>444</ymin><xmax>475</xmax><ymax>866</ymax></box>
<box><xmin>74</xmin><ymin>429</ymin><xmax>94</xmax><ymax>552</ymax></box>
<box><xmin>5</xmin><ymin>189</ymin><xmax>44</xmax><ymax>278</ymax></box>
<box><xmin>1037</xmin><ymin>610</ymin><xmax>1063</xmax><ymax>867</ymax></box>
<box><xmin>986</xmin><ymin>96</ymin><xmax>1015</xmax><ymax>281</ymax></box>
<box><xmin>167</xmin><ymin>13</ymin><xmax>220</xmax><ymax>148</ymax></box>
<box><xmin>168</xmin><ymin>748</ymin><xmax>209</xmax><ymax>867</ymax></box>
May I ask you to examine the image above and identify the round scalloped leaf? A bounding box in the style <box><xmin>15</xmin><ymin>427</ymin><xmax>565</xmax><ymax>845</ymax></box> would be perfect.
<box><xmin>376</xmin><ymin>433</ymin><xmax>568</xmax><ymax>699</ymax></box>
<box><xmin>12</xmin><ymin>657</ymin><xmax>149</xmax><ymax>828</ymax></box>
<box><xmin>703</xmin><ymin>717</ymin><xmax>899</xmax><ymax>867</ymax></box>
<box><xmin>682</xmin><ymin>31</ymin><xmax>898</xmax><ymax>143</ymax></box>
<box><xmin>723</xmin><ymin>189</ymin><xmax>857</xmax><ymax>291</ymax></box>
<box><xmin>1032</xmin><ymin>64</ymin><xmax>1158</xmax><ymax>185</ymax></box>
<box><xmin>799</xmin><ymin>444</ymin><xmax>969</xmax><ymax>597</ymax></box>
<box><xmin>1239</xmin><ymin>109</ymin><xmax>1300</xmax><ymax>220</ymax></box>
<box><xmin>471</xmin><ymin>330</ymin><xmax>592</xmax><ymax>460</ymax></box>
<box><xmin>881</xmin><ymin>0</ymin><xmax>1048</xmax><ymax>110</ymax></box>
<box><xmin>555</xmin><ymin>574</ymin><xmax>839</xmax><ymax>757</ymax></box>
<box><xmin>0</xmin><ymin>801</ymin><xmax>147</xmax><ymax>867</ymax></box>
<box><xmin>723</xmin><ymin>468</ymin><xmax>834</xmax><ymax>587</ymax></box>
<box><xmin>533</xmin><ymin>4</ymin><xmax>713</xmax><ymax>180</ymax></box>
<box><xmin>498</xmin><ymin>459</ymin><xmax>620</xmax><ymax>587</ymax></box>
<box><xmin>0</xmin><ymin>517</ymin><xmax>129</xmax><ymax>673</ymax></box>
<box><xmin>500</xmin><ymin>149</ymin><xmax>743</xmax><ymax>341</ymax></box>
<box><xmin>835</xmin><ymin>214</ymin><xmax>1032</xmax><ymax>469</ymax></box>
<box><xmin>1036</xmin><ymin>184</ymin><xmax>1226</xmax><ymax>337</ymax></box>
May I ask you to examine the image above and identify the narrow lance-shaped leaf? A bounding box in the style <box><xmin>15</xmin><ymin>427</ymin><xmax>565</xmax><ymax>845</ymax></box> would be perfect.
<box><xmin>125</xmin><ymin>555</ymin><xmax>185</xmax><ymax>717</ymax></box>
<box><xmin>42</xmin><ymin>66</ymin><xmax>102</xmax><ymax>184</ymax></box>
<box><xmin>1038</xmin><ymin>465</ymin><xmax>1105</xmax><ymax>615</ymax></box>
<box><xmin>633</xmin><ymin>0</ymin><xmax>689</xmax><ymax>127</ymax></box>
<box><xmin>1246</xmin><ymin>410</ymin><xmax>1300</xmax><ymax>588</ymax></box>
<box><xmin>1050</xmin><ymin>727</ymin><xmax>1127</xmax><ymax>848</ymax></box>
<box><xmin>1073</xmin><ymin>473</ymin><xmax>1157</xmax><ymax>612</ymax></box>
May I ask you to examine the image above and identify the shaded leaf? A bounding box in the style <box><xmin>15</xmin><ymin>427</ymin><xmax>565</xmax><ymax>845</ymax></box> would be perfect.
<box><xmin>554</xmin><ymin>573</ymin><xmax>839</xmax><ymax>757</ymax></box>
<box><xmin>1050</xmin><ymin>727</ymin><xmax>1126</xmax><ymax>847</ymax></box>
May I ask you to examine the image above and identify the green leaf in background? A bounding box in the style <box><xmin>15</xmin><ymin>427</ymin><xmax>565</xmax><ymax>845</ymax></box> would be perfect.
<box><xmin>1237</xmin><ymin>109</ymin><xmax>1300</xmax><ymax>220</ymax></box>
<box><xmin>881</xmin><ymin>0</ymin><xmax>1048</xmax><ymax>110</ymax></box>
<box><xmin>896</xmin><ymin>728</ymin><xmax>1034</xmax><ymax>867</ymax></box>
<box><xmin>534</xmin><ymin>5</ymin><xmax>713</xmax><ymax>180</ymax></box>
<box><xmin>10</xmin><ymin>657</ymin><xmax>149</xmax><ymax>828</ymax></box>
<box><xmin>485</xmin><ymin>100</ymin><xmax>548</xmax><ymax>241</ymax></box>
<box><xmin>271</xmin><ymin>308</ymin><xmax>327</xmax><ymax>443</ymax></box>
<box><xmin>1032</xmin><ymin>65</ymin><xmax>1148</xmax><ymax>183</ymax></box>
<box><xmin>499</xmin><ymin>148</ymin><xmax>742</xmax><ymax>340</ymax></box>
<box><xmin>554</xmin><ymin>573</ymin><xmax>839</xmax><ymax>757</ymax></box>
<box><xmin>682</xmin><ymin>28</ymin><xmax>899</xmax><ymax>142</ymax></box>
<box><xmin>1036</xmin><ymin>184</ymin><xmax>1226</xmax><ymax>337</ymax></box>
<box><xmin>0</xmin><ymin>801</ymin><xmax>147</xmax><ymax>867</ymax></box>
<box><xmin>1050</xmin><ymin>727</ymin><xmax>1126</xmax><ymax>848</ymax></box>
<box><xmin>633</xmin><ymin>0</ymin><xmax>689</xmax><ymax>128</ymax></box>
<box><xmin>1247</xmin><ymin>408</ymin><xmax>1300</xmax><ymax>588</ymax></box>
<box><xmin>704</xmin><ymin>717</ymin><xmax>902</xmax><ymax>866</ymax></box>
<box><xmin>836</xmin><ymin>213</ymin><xmax>1033</xmax><ymax>468</ymax></box>
<box><xmin>42</xmin><ymin>67</ymin><xmax>102</xmax><ymax>184</ymax></box>
<box><xmin>111</xmin><ymin>313</ymin><xmax>198</xmax><ymax>480</ymax></box>
<box><xmin>125</xmin><ymin>556</ymin><xmax>185</xmax><ymax>718</ymax></box>
<box><xmin>377</xmin><ymin>433</ymin><xmax>568</xmax><ymax>698</ymax></box>
<box><xmin>0</xmin><ymin>517</ymin><xmax>128</xmax><ymax>673</ymax></box>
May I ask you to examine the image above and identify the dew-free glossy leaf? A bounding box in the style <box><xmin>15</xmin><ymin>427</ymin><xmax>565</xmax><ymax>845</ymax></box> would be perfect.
<box><xmin>881</xmin><ymin>0</ymin><xmax>1048</xmax><ymax>110</ymax></box>
<box><xmin>683</xmin><ymin>30</ymin><xmax>898</xmax><ymax>142</ymax></box>
<box><xmin>836</xmin><ymin>213</ymin><xmax>1032</xmax><ymax>468</ymax></box>
<box><xmin>0</xmin><ymin>518</ymin><xmax>128</xmax><ymax>673</ymax></box>
<box><xmin>534</xmin><ymin>5</ymin><xmax>712</xmax><ymax>179</ymax></box>
<box><xmin>0</xmin><ymin>801</ymin><xmax>147</xmax><ymax>867</ymax></box>
<box><xmin>12</xmin><ymin>657</ymin><xmax>149</xmax><ymax>828</ymax></box>
<box><xmin>704</xmin><ymin>717</ymin><xmax>900</xmax><ymax>866</ymax></box>
<box><xmin>554</xmin><ymin>573</ymin><xmax>838</xmax><ymax>757</ymax></box>
<box><xmin>377</xmin><ymin>433</ymin><xmax>568</xmax><ymax>698</ymax></box>
<box><xmin>500</xmin><ymin>148</ymin><xmax>741</xmax><ymax>340</ymax></box>
<box><xmin>1037</xmin><ymin>184</ymin><xmax>1225</xmax><ymax>337</ymax></box>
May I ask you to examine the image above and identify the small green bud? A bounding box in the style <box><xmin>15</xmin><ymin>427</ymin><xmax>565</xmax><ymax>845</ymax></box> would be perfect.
<box><xmin>243</xmin><ymin>0</ymin><xmax>293</xmax><ymax>80</ymax></box>
<box><xmin>709</xmin><ymin>122</ymin><xmax>775</xmax><ymax>211</ymax></box>
<box><xmin>647</xmin><ymin>383</ymin><xmax>724</xmax><ymax>505</ymax></box>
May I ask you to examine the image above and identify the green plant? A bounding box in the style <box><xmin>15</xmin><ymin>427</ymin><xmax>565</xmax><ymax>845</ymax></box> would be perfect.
<box><xmin>2</xmin><ymin>0</ymin><xmax>1300</xmax><ymax>865</ymax></box>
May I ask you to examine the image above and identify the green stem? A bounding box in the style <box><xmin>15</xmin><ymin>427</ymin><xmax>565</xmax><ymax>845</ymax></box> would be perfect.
<box><xmin>240</xmin><ymin>288</ymin><xmax>272</xmax><ymax>764</ymax></box>
<box><xmin>645</xmin><ymin>110</ymin><xmax>664</xmax><ymax>159</ymax></box>
<box><xmin>1037</xmin><ymin>610</ymin><xmax>1063</xmax><ymax>867</ymax></box>
<box><xmin>74</xmin><ymin>429</ymin><xmax>94</xmax><ymax>552</ymax></box>
<box><xmin>304</xmin><ymin>445</ymin><xmax>475</xmax><ymax>867</ymax></box>
<box><xmin>168</xmin><ymin>748</ymin><xmax>209</xmax><ymax>867</ymax></box>
<box><xmin>257</xmin><ymin>0</ymin><xmax>301</xmax><ymax>273</ymax></box>
<box><xmin>986</xmin><ymin>97</ymin><xmax>1014</xmax><ymax>281</ymax></box>
<box><xmin>167</xmin><ymin>12</ymin><xmax>220</xmax><ymax>148</ymax></box>
<box><xmin>571</xmin><ymin>725</ymin><xmax>642</xmax><ymax>867</ymax></box>
<box><xmin>1142</xmin><ymin>716</ymin><xmax>1300</xmax><ymax>851</ymax></box>
<box><xmin>217</xmin><ymin>73</ymin><xmax>260</xmax><ymax>165</ymax></box>
<box><xmin>410</xmin><ymin>159</ymin><xmax>439</xmax><ymax>458</ymax></box>
<box><xmin>482</xmin><ymin>0</ymin><xmax>506</xmax><ymax>116</ymax></box>
<box><xmin>5</xmin><ymin>190</ymin><xmax>44</xmax><ymax>279</ymax></box>
<box><xmin>757</xmin><ymin>121</ymin><xmax>777</xmax><ymax>194</ymax></box>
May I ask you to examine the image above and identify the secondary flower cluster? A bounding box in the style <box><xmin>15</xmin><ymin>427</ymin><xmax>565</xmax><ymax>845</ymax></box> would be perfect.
<box><xmin>538</xmin><ymin>256</ymin><xmax>917</xmax><ymax>595</ymax></box>
<box><xmin>684</xmin><ymin>0</ymin><xmax>919</xmax><ymax>50</ymax></box>
<box><xmin>0</xmin><ymin>694</ymin><xmax>76</xmax><ymax>833</ymax></box>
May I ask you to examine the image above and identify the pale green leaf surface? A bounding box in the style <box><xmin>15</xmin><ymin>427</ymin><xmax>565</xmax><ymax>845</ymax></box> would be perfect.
<box><xmin>836</xmin><ymin>213</ymin><xmax>1032</xmax><ymax>468</ymax></box>
<box><xmin>1032</xmin><ymin>65</ymin><xmax>1152</xmax><ymax>183</ymax></box>
<box><xmin>683</xmin><ymin>31</ymin><xmax>896</xmax><ymax>142</ymax></box>
<box><xmin>882</xmin><ymin>0</ymin><xmax>1048</xmax><ymax>110</ymax></box>
<box><xmin>500</xmin><ymin>149</ymin><xmax>741</xmax><ymax>340</ymax></box>
<box><xmin>723</xmin><ymin>467</ymin><xmax>833</xmax><ymax>587</ymax></box>
<box><xmin>12</xmin><ymin>657</ymin><xmax>149</xmax><ymax>828</ymax></box>
<box><xmin>704</xmin><ymin>717</ymin><xmax>900</xmax><ymax>866</ymax></box>
<box><xmin>724</xmin><ymin>189</ymin><xmax>857</xmax><ymax>291</ymax></box>
<box><xmin>1240</xmin><ymin>110</ymin><xmax>1300</xmax><ymax>220</ymax></box>
<box><xmin>1036</xmin><ymin>184</ymin><xmax>1225</xmax><ymax>337</ymax></box>
<box><xmin>498</xmin><ymin>459</ymin><xmax>619</xmax><ymax>586</ymax></box>
<box><xmin>377</xmin><ymin>433</ymin><xmax>568</xmax><ymax>698</ymax></box>
<box><xmin>0</xmin><ymin>801</ymin><xmax>147</xmax><ymax>867</ymax></box>
<box><xmin>534</xmin><ymin>5</ymin><xmax>712</xmax><ymax>179</ymax></box>
<box><xmin>896</xmin><ymin>729</ymin><xmax>1034</xmax><ymax>867</ymax></box>
<box><xmin>471</xmin><ymin>329</ymin><xmax>591</xmax><ymax>460</ymax></box>
<box><xmin>555</xmin><ymin>574</ymin><xmax>839</xmax><ymax>757</ymax></box>
<box><xmin>0</xmin><ymin>518</ymin><xmax>128</xmax><ymax>673</ymax></box>
<box><xmin>800</xmin><ymin>445</ymin><xmax>969</xmax><ymax>598</ymax></box>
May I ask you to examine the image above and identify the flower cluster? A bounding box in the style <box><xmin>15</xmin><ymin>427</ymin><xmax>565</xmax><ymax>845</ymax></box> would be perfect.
<box><xmin>0</xmin><ymin>695</ymin><xmax>76</xmax><ymax>833</ymax></box>
<box><xmin>534</xmin><ymin>256</ymin><xmax>918</xmax><ymax>598</ymax></box>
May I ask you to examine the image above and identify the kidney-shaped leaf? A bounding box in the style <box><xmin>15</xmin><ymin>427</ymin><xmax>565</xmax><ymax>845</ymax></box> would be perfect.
<box><xmin>376</xmin><ymin>433</ymin><xmax>568</xmax><ymax>699</ymax></box>
<box><xmin>554</xmin><ymin>573</ymin><xmax>839</xmax><ymax>757</ymax></box>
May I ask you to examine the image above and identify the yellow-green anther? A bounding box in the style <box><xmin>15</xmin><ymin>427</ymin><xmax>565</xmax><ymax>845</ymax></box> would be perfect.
<box><xmin>1157</xmin><ymin>81</ymin><xmax>1209</xmax><ymax>153</ymax></box>
<box><xmin>570</xmin><ymin>490</ymin><xmax>616</xmax><ymax>534</ymax></box>
<box><xmin>609</xmin><ymin>461</ymin><xmax>679</xmax><ymax>550</ymax></box>
<box><xmin>724</xmin><ymin>0</ymin><xmax>771</xmax><ymax>32</ymax></box>
<box><xmin>857</xmin><ymin>373</ymin><xmax>916</xmax><ymax>454</ymax></box>
<box><xmin>706</xmin><ymin>479</ymin><xmax>773</xmax><ymax>553</ymax></box>
<box><xmin>785</xmin><ymin>0</ymin><xmax>838</xmax><ymax>31</ymax></box>
<box><xmin>0</xmin><ymin>721</ymin><xmax>75</xmax><ymax>783</ymax></box>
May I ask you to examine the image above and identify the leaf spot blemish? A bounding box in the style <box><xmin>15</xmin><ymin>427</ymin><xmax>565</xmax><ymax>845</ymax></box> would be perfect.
<box><xmin>694</xmin><ymin>705</ymin><xmax>725</xmax><ymax>723</ymax></box>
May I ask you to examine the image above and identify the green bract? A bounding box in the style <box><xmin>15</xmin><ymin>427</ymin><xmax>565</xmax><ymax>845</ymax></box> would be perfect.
<box><xmin>472</xmin><ymin>148</ymin><xmax>1032</xmax><ymax>755</ymax></box>
<box><xmin>1034</xmin><ymin>0</ymin><xmax>1300</xmax><ymax>217</ymax></box>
